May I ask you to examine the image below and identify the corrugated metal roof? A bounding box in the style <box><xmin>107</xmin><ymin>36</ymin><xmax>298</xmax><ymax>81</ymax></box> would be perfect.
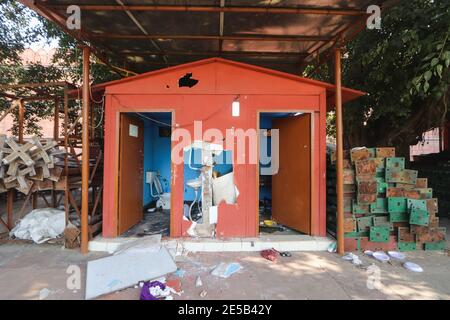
<box><xmin>21</xmin><ymin>0</ymin><xmax>390</xmax><ymax>75</ymax></box>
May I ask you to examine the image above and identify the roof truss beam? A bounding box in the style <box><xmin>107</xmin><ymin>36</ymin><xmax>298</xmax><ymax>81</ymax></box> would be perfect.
<box><xmin>46</xmin><ymin>4</ymin><xmax>368</xmax><ymax>16</ymax></box>
<box><xmin>89</xmin><ymin>34</ymin><xmax>332</xmax><ymax>42</ymax></box>
<box><xmin>118</xmin><ymin>50</ymin><xmax>310</xmax><ymax>57</ymax></box>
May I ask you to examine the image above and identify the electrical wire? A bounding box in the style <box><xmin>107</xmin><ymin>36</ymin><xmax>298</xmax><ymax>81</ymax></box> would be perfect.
<box><xmin>90</xmin><ymin>86</ymin><xmax>104</xmax><ymax>104</ymax></box>
<box><xmin>111</xmin><ymin>94</ymin><xmax>230</xmax><ymax>129</ymax></box>
<box><xmin>91</xmin><ymin>100</ymin><xmax>105</xmax><ymax>129</ymax></box>
<box><xmin>136</xmin><ymin>112</ymin><xmax>172</xmax><ymax>127</ymax></box>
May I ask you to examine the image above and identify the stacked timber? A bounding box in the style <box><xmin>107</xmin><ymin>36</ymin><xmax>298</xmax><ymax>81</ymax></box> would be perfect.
<box><xmin>0</xmin><ymin>134</ymin><xmax>64</xmax><ymax>195</ymax></box>
<box><xmin>328</xmin><ymin>147</ymin><xmax>446</xmax><ymax>252</ymax></box>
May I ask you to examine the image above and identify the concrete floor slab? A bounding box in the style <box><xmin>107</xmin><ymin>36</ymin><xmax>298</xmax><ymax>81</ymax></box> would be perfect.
<box><xmin>88</xmin><ymin>235</ymin><xmax>334</xmax><ymax>253</ymax></box>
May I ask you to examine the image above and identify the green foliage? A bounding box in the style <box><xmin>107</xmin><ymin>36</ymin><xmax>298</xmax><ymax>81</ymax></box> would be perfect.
<box><xmin>0</xmin><ymin>0</ymin><xmax>43</xmax><ymax>63</ymax></box>
<box><xmin>42</xmin><ymin>19</ymin><xmax>121</xmax><ymax>85</ymax></box>
<box><xmin>0</xmin><ymin>62</ymin><xmax>66</xmax><ymax>136</ymax></box>
<box><xmin>1</xmin><ymin>1</ymin><xmax>121</xmax><ymax>136</ymax></box>
<box><xmin>313</xmin><ymin>0</ymin><xmax>450</xmax><ymax>154</ymax></box>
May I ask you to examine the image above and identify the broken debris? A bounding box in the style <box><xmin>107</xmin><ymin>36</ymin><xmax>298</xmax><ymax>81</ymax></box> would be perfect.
<box><xmin>403</xmin><ymin>261</ymin><xmax>423</xmax><ymax>272</ymax></box>
<box><xmin>173</xmin><ymin>268</ymin><xmax>186</xmax><ymax>278</ymax></box>
<box><xmin>211</xmin><ymin>262</ymin><xmax>242</xmax><ymax>278</ymax></box>
<box><xmin>342</xmin><ymin>253</ymin><xmax>362</xmax><ymax>265</ymax></box>
<box><xmin>85</xmin><ymin>245</ymin><xmax>177</xmax><ymax>299</ymax></box>
<box><xmin>372</xmin><ymin>251</ymin><xmax>390</xmax><ymax>263</ymax></box>
<box><xmin>387</xmin><ymin>251</ymin><xmax>406</xmax><ymax>260</ymax></box>
<box><xmin>195</xmin><ymin>276</ymin><xmax>203</xmax><ymax>287</ymax></box>
<box><xmin>39</xmin><ymin>288</ymin><xmax>51</xmax><ymax>300</ymax></box>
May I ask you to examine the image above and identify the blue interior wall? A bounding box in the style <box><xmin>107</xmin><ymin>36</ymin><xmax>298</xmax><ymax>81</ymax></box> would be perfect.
<box><xmin>259</xmin><ymin>113</ymin><xmax>295</xmax><ymax>201</ymax></box>
<box><xmin>142</xmin><ymin>113</ymin><xmax>172</xmax><ymax>206</ymax></box>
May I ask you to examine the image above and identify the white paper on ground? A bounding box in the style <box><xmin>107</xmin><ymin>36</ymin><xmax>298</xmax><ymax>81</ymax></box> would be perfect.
<box><xmin>388</xmin><ymin>251</ymin><xmax>406</xmax><ymax>260</ymax></box>
<box><xmin>403</xmin><ymin>261</ymin><xmax>423</xmax><ymax>272</ymax></box>
<box><xmin>85</xmin><ymin>246</ymin><xmax>177</xmax><ymax>300</ymax></box>
<box><xmin>372</xmin><ymin>251</ymin><xmax>390</xmax><ymax>262</ymax></box>
<box><xmin>211</xmin><ymin>262</ymin><xmax>242</xmax><ymax>278</ymax></box>
<box><xmin>10</xmin><ymin>208</ymin><xmax>65</xmax><ymax>244</ymax></box>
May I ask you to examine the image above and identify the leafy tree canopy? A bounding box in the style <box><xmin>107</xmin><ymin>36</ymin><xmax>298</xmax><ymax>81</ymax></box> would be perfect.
<box><xmin>0</xmin><ymin>0</ymin><xmax>121</xmax><ymax>136</ymax></box>
<box><xmin>313</xmin><ymin>0</ymin><xmax>450</xmax><ymax>156</ymax></box>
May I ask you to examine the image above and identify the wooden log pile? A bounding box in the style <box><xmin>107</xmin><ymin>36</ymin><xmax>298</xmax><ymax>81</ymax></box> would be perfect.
<box><xmin>0</xmin><ymin>134</ymin><xmax>64</xmax><ymax>195</ymax></box>
<box><xmin>327</xmin><ymin>147</ymin><xmax>447</xmax><ymax>252</ymax></box>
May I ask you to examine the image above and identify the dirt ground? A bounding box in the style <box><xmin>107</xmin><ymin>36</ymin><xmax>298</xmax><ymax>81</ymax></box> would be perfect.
<box><xmin>0</xmin><ymin>234</ymin><xmax>448</xmax><ymax>300</ymax></box>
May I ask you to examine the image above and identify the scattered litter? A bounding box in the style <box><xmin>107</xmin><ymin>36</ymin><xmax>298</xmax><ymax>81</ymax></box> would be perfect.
<box><xmin>261</xmin><ymin>249</ymin><xmax>278</xmax><ymax>262</ymax></box>
<box><xmin>342</xmin><ymin>253</ymin><xmax>362</xmax><ymax>265</ymax></box>
<box><xmin>64</xmin><ymin>222</ymin><xmax>80</xmax><ymax>249</ymax></box>
<box><xmin>263</xmin><ymin>220</ymin><xmax>277</xmax><ymax>227</ymax></box>
<box><xmin>211</xmin><ymin>262</ymin><xmax>242</xmax><ymax>278</ymax></box>
<box><xmin>364</xmin><ymin>250</ymin><xmax>374</xmax><ymax>256</ymax></box>
<box><xmin>173</xmin><ymin>268</ymin><xmax>186</xmax><ymax>278</ymax></box>
<box><xmin>372</xmin><ymin>251</ymin><xmax>390</xmax><ymax>263</ymax></box>
<box><xmin>85</xmin><ymin>246</ymin><xmax>177</xmax><ymax>299</ymax></box>
<box><xmin>39</xmin><ymin>288</ymin><xmax>51</xmax><ymax>300</ymax></box>
<box><xmin>403</xmin><ymin>261</ymin><xmax>423</xmax><ymax>273</ymax></box>
<box><xmin>10</xmin><ymin>208</ymin><xmax>65</xmax><ymax>244</ymax></box>
<box><xmin>166</xmin><ymin>278</ymin><xmax>182</xmax><ymax>294</ymax></box>
<box><xmin>140</xmin><ymin>278</ymin><xmax>182</xmax><ymax>300</ymax></box>
<box><xmin>195</xmin><ymin>276</ymin><xmax>203</xmax><ymax>287</ymax></box>
<box><xmin>388</xmin><ymin>251</ymin><xmax>406</xmax><ymax>260</ymax></box>
<box><xmin>327</xmin><ymin>242</ymin><xmax>337</xmax><ymax>253</ymax></box>
<box><xmin>140</xmin><ymin>281</ymin><xmax>167</xmax><ymax>300</ymax></box>
<box><xmin>259</xmin><ymin>225</ymin><xmax>286</xmax><ymax>233</ymax></box>
<box><xmin>199</xmin><ymin>290</ymin><xmax>208</xmax><ymax>298</ymax></box>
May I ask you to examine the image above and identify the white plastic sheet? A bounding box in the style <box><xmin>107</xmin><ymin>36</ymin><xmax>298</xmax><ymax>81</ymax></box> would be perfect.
<box><xmin>10</xmin><ymin>208</ymin><xmax>65</xmax><ymax>244</ymax></box>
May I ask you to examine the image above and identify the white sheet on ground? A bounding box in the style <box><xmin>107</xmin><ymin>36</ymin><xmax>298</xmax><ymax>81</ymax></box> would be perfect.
<box><xmin>85</xmin><ymin>246</ymin><xmax>177</xmax><ymax>300</ymax></box>
<box><xmin>9</xmin><ymin>208</ymin><xmax>65</xmax><ymax>244</ymax></box>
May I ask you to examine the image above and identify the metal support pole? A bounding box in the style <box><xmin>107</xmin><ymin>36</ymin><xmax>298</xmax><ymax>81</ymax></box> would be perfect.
<box><xmin>81</xmin><ymin>46</ymin><xmax>91</xmax><ymax>254</ymax></box>
<box><xmin>335</xmin><ymin>48</ymin><xmax>345</xmax><ymax>255</ymax></box>
<box><xmin>8</xmin><ymin>99</ymin><xmax>26</xmax><ymax>230</ymax></box>
<box><xmin>7</xmin><ymin>190</ymin><xmax>14</xmax><ymax>230</ymax></box>
<box><xmin>64</xmin><ymin>87</ymin><xmax>69</xmax><ymax>225</ymax></box>
<box><xmin>18</xmin><ymin>99</ymin><xmax>24</xmax><ymax>143</ymax></box>
<box><xmin>52</xmin><ymin>97</ymin><xmax>59</xmax><ymax>208</ymax></box>
<box><xmin>53</xmin><ymin>97</ymin><xmax>59</xmax><ymax>140</ymax></box>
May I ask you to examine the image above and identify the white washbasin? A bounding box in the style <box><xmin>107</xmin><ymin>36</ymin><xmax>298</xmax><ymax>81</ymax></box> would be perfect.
<box><xmin>186</xmin><ymin>178</ymin><xmax>202</xmax><ymax>189</ymax></box>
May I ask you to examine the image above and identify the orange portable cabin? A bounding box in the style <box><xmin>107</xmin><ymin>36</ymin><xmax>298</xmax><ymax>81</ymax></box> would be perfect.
<box><xmin>98</xmin><ymin>58</ymin><xmax>363</xmax><ymax>239</ymax></box>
